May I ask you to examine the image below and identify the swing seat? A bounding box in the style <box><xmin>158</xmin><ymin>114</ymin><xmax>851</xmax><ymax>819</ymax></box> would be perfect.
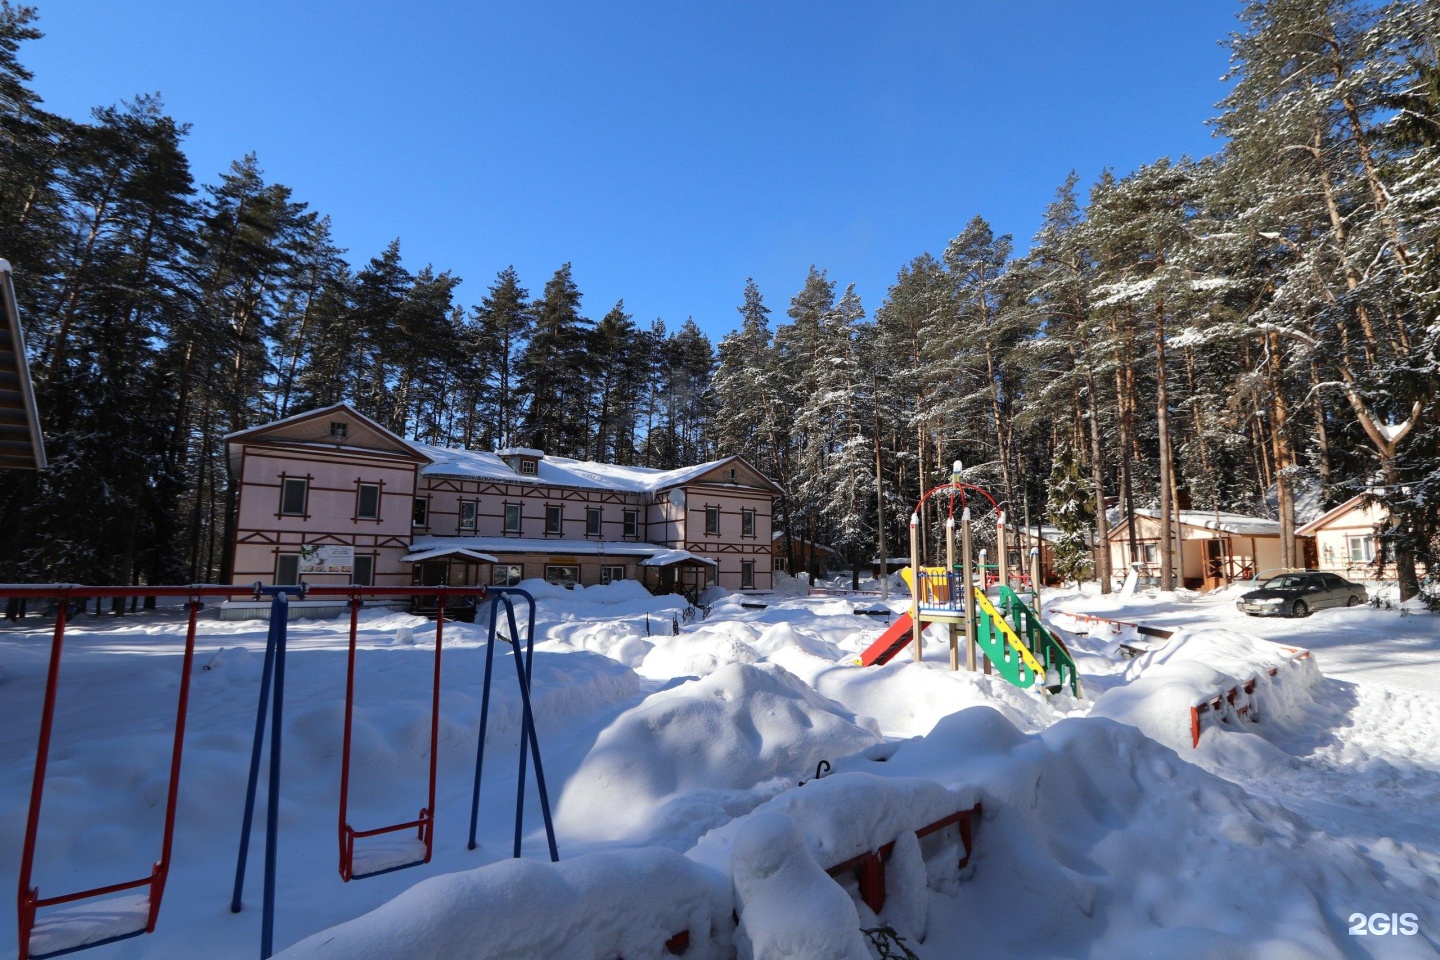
<box><xmin>340</xmin><ymin>812</ymin><xmax>433</xmax><ymax>881</ymax></box>
<box><xmin>26</xmin><ymin>892</ymin><xmax>151</xmax><ymax>960</ymax></box>
<box><xmin>347</xmin><ymin>836</ymin><xmax>430</xmax><ymax>879</ymax></box>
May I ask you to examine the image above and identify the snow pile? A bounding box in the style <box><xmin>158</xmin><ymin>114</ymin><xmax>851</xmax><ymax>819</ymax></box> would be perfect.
<box><xmin>554</xmin><ymin>662</ymin><xmax>881</xmax><ymax>846</ymax></box>
<box><xmin>880</xmin><ymin>707</ymin><xmax>1440</xmax><ymax>958</ymax></box>
<box><xmin>727</xmin><ymin>813</ymin><xmax>870</xmax><ymax>960</ymax></box>
<box><xmin>1091</xmin><ymin>628</ymin><xmax>1321</xmax><ymax>750</ymax></box>
<box><xmin>639</xmin><ymin>625</ymin><xmax>761</xmax><ymax>679</ymax></box>
<box><xmin>689</xmin><ymin>770</ymin><xmax>974</xmax><ymax>949</ymax></box>
<box><xmin>275</xmin><ymin>847</ymin><xmax>727</xmax><ymax>960</ymax></box>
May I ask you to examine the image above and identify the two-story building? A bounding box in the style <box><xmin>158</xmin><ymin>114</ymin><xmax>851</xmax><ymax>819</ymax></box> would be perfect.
<box><xmin>225</xmin><ymin>404</ymin><xmax>780</xmax><ymax>600</ymax></box>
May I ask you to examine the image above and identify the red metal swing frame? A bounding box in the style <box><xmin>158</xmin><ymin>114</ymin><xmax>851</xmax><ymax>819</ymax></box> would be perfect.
<box><xmin>5</xmin><ymin>585</ymin><xmax>240</xmax><ymax>960</ymax></box>
<box><xmin>322</xmin><ymin>585</ymin><xmax>488</xmax><ymax>882</ymax></box>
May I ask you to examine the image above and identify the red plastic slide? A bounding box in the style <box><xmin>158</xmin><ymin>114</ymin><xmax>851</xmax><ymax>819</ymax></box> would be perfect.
<box><xmin>859</xmin><ymin>613</ymin><xmax>914</xmax><ymax>666</ymax></box>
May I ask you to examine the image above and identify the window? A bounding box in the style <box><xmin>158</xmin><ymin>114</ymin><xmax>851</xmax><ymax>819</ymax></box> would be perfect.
<box><xmin>329</xmin><ymin>421</ymin><xmax>348</xmax><ymax>439</ymax></box>
<box><xmin>544</xmin><ymin>565</ymin><xmax>579</xmax><ymax>588</ymax></box>
<box><xmin>412</xmin><ymin>497</ymin><xmax>429</xmax><ymax>527</ymax></box>
<box><xmin>742</xmin><ymin>508</ymin><xmax>755</xmax><ymax>537</ymax></box>
<box><xmin>280</xmin><ymin>477</ymin><xmax>308</xmax><ymax>516</ymax></box>
<box><xmin>774</xmin><ymin>557</ymin><xmax>785</xmax><ymax>571</ymax></box>
<box><xmin>741</xmin><ymin>560</ymin><xmax>755</xmax><ymax>589</ymax></box>
<box><xmin>725</xmin><ymin>468</ymin><xmax>737</xmax><ymax>482</ymax></box>
<box><xmin>356</xmin><ymin>482</ymin><xmax>381</xmax><ymax>520</ymax></box>
<box><xmin>504</xmin><ymin>503</ymin><xmax>521</xmax><ymax>533</ymax></box>
<box><xmin>623</xmin><ymin>510</ymin><xmax>638</xmax><ymax>538</ymax></box>
<box><xmin>459</xmin><ymin>500</ymin><xmax>477</xmax><ymax>531</ymax></box>
<box><xmin>705</xmin><ymin>506</ymin><xmax>720</xmax><ymax>535</ymax></box>
<box><xmin>520</xmin><ymin>459</ymin><xmax>537</xmax><ymax>475</ymax></box>
<box><xmin>1139</xmin><ymin>543</ymin><xmax>1158</xmax><ymax>565</ymax></box>
<box><xmin>1347</xmin><ymin>534</ymin><xmax>1375</xmax><ymax>563</ymax></box>
<box><xmin>492</xmin><ymin>564</ymin><xmax>523</xmax><ymax>587</ymax></box>
<box><xmin>545</xmin><ymin>505</ymin><xmax>562</xmax><ymax>534</ymax></box>
<box><xmin>586</xmin><ymin>508</ymin><xmax>603</xmax><ymax>537</ymax></box>
<box><xmin>352</xmin><ymin>554</ymin><xmax>375</xmax><ymax>586</ymax></box>
<box><xmin>600</xmin><ymin>565</ymin><xmax>626</xmax><ymax>585</ymax></box>
<box><xmin>275</xmin><ymin>554</ymin><xmax>300</xmax><ymax>585</ymax></box>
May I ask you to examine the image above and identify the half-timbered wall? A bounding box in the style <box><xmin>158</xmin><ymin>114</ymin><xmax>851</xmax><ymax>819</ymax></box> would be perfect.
<box><xmin>231</xmin><ymin>445</ymin><xmax>420</xmax><ymax>588</ymax></box>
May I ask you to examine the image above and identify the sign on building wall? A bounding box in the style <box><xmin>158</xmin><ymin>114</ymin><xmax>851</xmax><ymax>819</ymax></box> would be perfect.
<box><xmin>299</xmin><ymin>544</ymin><xmax>354</xmax><ymax>574</ymax></box>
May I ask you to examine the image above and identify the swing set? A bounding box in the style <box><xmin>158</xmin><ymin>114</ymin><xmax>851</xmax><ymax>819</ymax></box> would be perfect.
<box><xmin>4</xmin><ymin>581</ymin><xmax>556</xmax><ymax>960</ymax></box>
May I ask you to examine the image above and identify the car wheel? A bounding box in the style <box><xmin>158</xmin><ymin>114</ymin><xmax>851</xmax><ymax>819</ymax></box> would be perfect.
<box><xmin>1292</xmin><ymin>600</ymin><xmax>1310</xmax><ymax>618</ymax></box>
<box><xmin>1347</xmin><ymin>595</ymin><xmax>1360</xmax><ymax>607</ymax></box>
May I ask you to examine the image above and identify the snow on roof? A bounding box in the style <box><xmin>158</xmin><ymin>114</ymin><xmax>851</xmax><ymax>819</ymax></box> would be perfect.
<box><xmin>401</xmin><ymin>545</ymin><xmax>500</xmax><ymax>564</ymax></box>
<box><xmin>495</xmin><ymin>447</ymin><xmax>545</xmax><ymax>458</ymax></box>
<box><xmin>1295</xmin><ymin>494</ymin><xmax>1374</xmax><ymax>536</ymax></box>
<box><xmin>417</xmin><ymin>445</ymin><xmax>766</xmax><ymax>494</ymax></box>
<box><xmin>1129</xmin><ymin>509</ymin><xmax>1283</xmax><ymax>536</ymax></box>
<box><xmin>640</xmin><ymin>549</ymin><xmax>717</xmax><ymax>567</ymax></box>
<box><xmin>409</xmin><ymin>534</ymin><xmax>669</xmax><ymax>558</ymax></box>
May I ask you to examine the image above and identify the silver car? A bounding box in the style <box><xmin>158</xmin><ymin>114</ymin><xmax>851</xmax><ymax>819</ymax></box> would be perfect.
<box><xmin>1236</xmin><ymin>572</ymin><xmax>1368</xmax><ymax>618</ymax></box>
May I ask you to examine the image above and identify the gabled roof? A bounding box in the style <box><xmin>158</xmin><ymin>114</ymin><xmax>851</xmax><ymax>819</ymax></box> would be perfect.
<box><xmin>1111</xmin><ymin>509</ymin><xmax>1283</xmax><ymax>537</ymax></box>
<box><xmin>0</xmin><ymin>260</ymin><xmax>46</xmax><ymax>470</ymax></box>
<box><xmin>1295</xmin><ymin>494</ymin><xmax>1373</xmax><ymax>536</ymax></box>
<box><xmin>418</xmin><ymin>447</ymin><xmax>783</xmax><ymax>495</ymax></box>
<box><xmin>225</xmin><ymin>403</ymin><xmax>433</xmax><ymax>469</ymax></box>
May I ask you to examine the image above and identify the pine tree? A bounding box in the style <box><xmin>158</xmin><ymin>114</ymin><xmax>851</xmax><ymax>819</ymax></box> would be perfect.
<box><xmin>1046</xmin><ymin>438</ymin><xmax>1095</xmax><ymax>583</ymax></box>
<box><xmin>518</xmin><ymin>263</ymin><xmax>591</xmax><ymax>455</ymax></box>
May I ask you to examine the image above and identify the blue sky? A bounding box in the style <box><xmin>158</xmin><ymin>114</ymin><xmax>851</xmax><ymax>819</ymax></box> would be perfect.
<box><xmin>25</xmin><ymin>2</ymin><xmax>1239</xmax><ymax>343</ymax></box>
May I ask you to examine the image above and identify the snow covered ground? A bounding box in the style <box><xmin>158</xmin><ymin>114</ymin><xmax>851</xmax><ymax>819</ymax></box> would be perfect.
<box><xmin>1</xmin><ymin>576</ymin><xmax>1437</xmax><ymax>958</ymax></box>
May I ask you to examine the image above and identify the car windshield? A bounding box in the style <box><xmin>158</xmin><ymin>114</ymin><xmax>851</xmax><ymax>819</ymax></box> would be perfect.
<box><xmin>1260</xmin><ymin>575</ymin><xmax>1310</xmax><ymax>589</ymax></box>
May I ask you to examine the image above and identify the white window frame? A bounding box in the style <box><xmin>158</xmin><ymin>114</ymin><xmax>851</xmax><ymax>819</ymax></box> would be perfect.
<box><xmin>705</xmin><ymin>506</ymin><xmax>720</xmax><ymax>535</ymax></box>
<box><xmin>741</xmin><ymin>560</ymin><xmax>755</xmax><ymax>589</ymax></box>
<box><xmin>600</xmin><ymin>565</ymin><xmax>626</xmax><ymax>585</ymax></box>
<box><xmin>503</xmin><ymin>503</ymin><xmax>522</xmax><ymax>533</ymax></box>
<box><xmin>519</xmin><ymin>459</ymin><xmax>537</xmax><ymax>475</ymax></box>
<box><xmin>742</xmin><ymin>508</ymin><xmax>755</xmax><ymax>537</ymax></box>
<box><xmin>545</xmin><ymin>504</ymin><xmax>563</xmax><ymax>535</ymax></box>
<box><xmin>492</xmin><ymin>564</ymin><xmax>523</xmax><ymax>587</ymax></box>
<box><xmin>586</xmin><ymin>507</ymin><xmax>603</xmax><ymax>537</ymax></box>
<box><xmin>623</xmin><ymin>509</ymin><xmax>638</xmax><ymax>538</ymax></box>
<box><xmin>412</xmin><ymin>497</ymin><xmax>429</xmax><ymax>528</ymax></box>
<box><xmin>459</xmin><ymin>500</ymin><xmax>477</xmax><ymax>531</ymax></box>
<box><xmin>1347</xmin><ymin>534</ymin><xmax>1375</xmax><ymax>563</ymax></box>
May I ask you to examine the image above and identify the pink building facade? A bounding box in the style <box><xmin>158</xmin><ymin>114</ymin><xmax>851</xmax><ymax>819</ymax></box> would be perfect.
<box><xmin>226</xmin><ymin>404</ymin><xmax>779</xmax><ymax>598</ymax></box>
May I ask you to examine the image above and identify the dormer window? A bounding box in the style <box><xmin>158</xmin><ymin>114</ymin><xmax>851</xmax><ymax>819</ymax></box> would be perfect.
<box><xmin>497</xmin><ymin>447</ymin><xmax>544</xmax><ymax>476</ymax></box>
<box><xmin>329</xmin><ymin>421</ymin><xmax>348</xmax><ymax>439</ymax></box>
<box><xmin>725</xmin><ymin>468</ymin><xmax>737</xmax><ymax>482</ymax></box>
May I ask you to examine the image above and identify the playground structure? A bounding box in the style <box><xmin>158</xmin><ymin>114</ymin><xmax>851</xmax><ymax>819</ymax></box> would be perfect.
<box><xmin>859</xmin><ymin>466</ymin><xmax>1082</xmax><ymax>698</ymax></box>
<box><xmin>4</xmin><ymin>582</ymin><xmax>555</xmax><ymax>960</ymax></box>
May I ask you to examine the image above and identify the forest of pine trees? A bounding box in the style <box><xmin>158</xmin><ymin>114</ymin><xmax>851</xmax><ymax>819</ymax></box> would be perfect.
<box><xmin>1</xmin><ymin>1</ymin><xmax>1437</xmax><ymax>600</ymax></box>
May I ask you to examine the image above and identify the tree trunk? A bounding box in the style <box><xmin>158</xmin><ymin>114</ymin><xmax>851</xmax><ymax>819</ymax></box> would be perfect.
<box><xmin>1265</xmin><ymin>331</ymin><xmax>1297</xmax><ymax>569</ymax></box>
<box><xmin>1084</xmin><ymin>365</ymin><xmax>1112</xmax><ymax>592</ymax></box>
<box><xmin>1155</xmin><ymin>302</ymin><xmax>1176</xmax><ymax>591</ymax></box>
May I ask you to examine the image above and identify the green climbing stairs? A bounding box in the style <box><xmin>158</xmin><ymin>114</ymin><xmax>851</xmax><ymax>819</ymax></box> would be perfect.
<box><xmin>995</xmin><ymin>586</ymin><xmax>1082</xmax><ymax>698</ymax></box>
<box><xmin>970</xmin><ymin>588</ymin><xmax>1047</xmax><ymax>690</ymax></box>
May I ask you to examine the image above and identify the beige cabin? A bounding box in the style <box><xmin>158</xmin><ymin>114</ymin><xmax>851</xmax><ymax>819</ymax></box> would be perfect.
<box><xmin>1295</xmin><ymin>495</ymin><xmax>1427</xmax><ymax>581</ymax></box>
<box><xmin>1107</xmin><ymin>510</ymin><xmax>1289</xmax><ymax>591</ymax></box>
